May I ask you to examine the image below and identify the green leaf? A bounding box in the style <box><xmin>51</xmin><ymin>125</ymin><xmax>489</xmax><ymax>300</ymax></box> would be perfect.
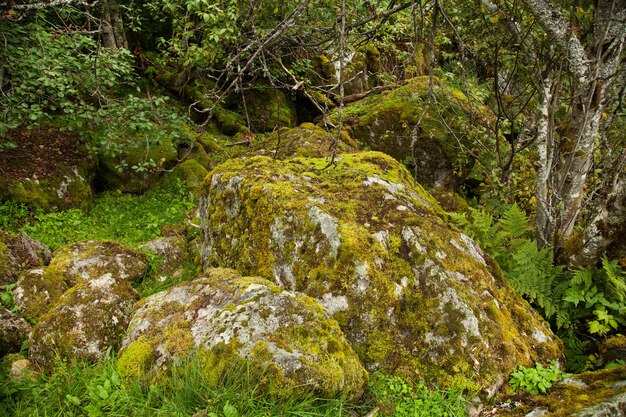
<box><xmin>223</xmin><ymin>402</ymin><xmax>239</xmax><ymax>417</ymax></box>
<box><xmin>65</xmin><ymin>394</ymin><xmax>81</xmax><ymax>406</ymax></box>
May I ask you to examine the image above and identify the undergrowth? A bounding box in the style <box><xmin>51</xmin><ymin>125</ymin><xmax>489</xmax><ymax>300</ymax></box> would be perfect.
<box><xmin>22</xmin><ymin>178</ymin><xmax>195</xmax><ymax>251</ymax></box>
<box><xmin>451</xmin><ymin>204</ymin><xmax>626</xmax><ymax>372</ymax></box>
<box><xmin>0</xmin><ymin>353</ymin><xmax>366</xmax><ymax>417</ymax></box>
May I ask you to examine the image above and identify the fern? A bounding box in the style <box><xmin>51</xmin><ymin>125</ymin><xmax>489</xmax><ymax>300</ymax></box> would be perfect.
<box><xmin>506</xmin><ymin>241</ymin><xmax>563</xmax><ymax>318</ymax></box>
<box><xmin>600</xmin><ymin>257</ymin><xmax>626</xmax><ymax>303</ymax></box>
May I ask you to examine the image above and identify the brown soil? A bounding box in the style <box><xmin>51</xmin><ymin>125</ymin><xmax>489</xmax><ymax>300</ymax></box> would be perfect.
<box><xmin>0</xmin><ymin>126</ymin><xmax>88</xmax><ymax>181</ymax></box>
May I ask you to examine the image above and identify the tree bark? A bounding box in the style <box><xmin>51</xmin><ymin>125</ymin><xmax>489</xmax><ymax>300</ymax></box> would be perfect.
<box><xmin>101</xmin><ymin>0</ymin><xmax>127</xmax><ymax>50</ymax></box>
<box><xmin>522</xmin><ymin>0</ymin><xmax>626</xmax><ymax>257</ymax></box>
<box><xmin>568</xmin><ymin>150</ymin><xmax>625</xmax><ymax>268</ymax></box>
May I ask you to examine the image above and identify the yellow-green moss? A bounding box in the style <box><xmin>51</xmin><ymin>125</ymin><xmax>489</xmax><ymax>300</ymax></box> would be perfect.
<box><xmin>117</xmin><ymin>338</ymin><xmax>154</xmax><ymax>380</ymax></box>
<box><xmin>494</xmin><ymin>366</ymin><xmax>626</xmax><ymax>416</ymax></box>
<box><xmin>200</xmin><ymin>152</ymin><xmax>561</xmax><ymax>395</ymax></box>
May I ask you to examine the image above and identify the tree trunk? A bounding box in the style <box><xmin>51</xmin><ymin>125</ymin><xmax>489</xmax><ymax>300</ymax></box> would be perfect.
<box><xmin>522</xmin><ymin>0</ymin><xmax>626</xmax><ymax>259</ymax></box>
<box><xmin>568</xmin><ymin>150</ymin><xmax>625</xmax><ymax>268</ymax></box>
<box><xmin>536</xmin><ymin>76</ymin><xmax>554</xmax><ymax>249</ymax></box>
<box><xmin>101</xmin><ymin>0</ymin><xmax>127</xmax><ymax>50</ymax></box>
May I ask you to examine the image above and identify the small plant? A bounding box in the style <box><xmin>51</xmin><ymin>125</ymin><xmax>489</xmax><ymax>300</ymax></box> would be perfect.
<box><xmin>0</xmin><ymin>201</ymin><xmax>29</xmax><ymax>230</ymax></box>
<box><xmin>509</xmin><ymin>361</ymin><xmax>568</xmax><ymax>395</ymax></box>
<box><xmin>0</xmin><ymin>284</ymin><xmax>17</xmax><ymax>312</ymax></box>
<box><xmin>369</xmin><ymin>372</ymin><xmax>468</xmax><ymax>417</ymax></box>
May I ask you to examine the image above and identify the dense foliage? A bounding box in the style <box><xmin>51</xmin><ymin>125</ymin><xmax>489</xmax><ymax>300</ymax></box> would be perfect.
<box><xmin>0</xmin><ymin>0</ymin><xmax>624</xmax><ymax>414</ymax></box>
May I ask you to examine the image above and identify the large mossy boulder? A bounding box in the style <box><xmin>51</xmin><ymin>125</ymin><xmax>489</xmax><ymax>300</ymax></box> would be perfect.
<box><xmin>199</xmin><ymin>152</ymin><xmax>562</xmax><ymax>394</ymax></box>
<box><xmin>29</xmin><ymin>273</ymin><xmax>139</xmax><ymax>367</ymax></box>
<box><xmin>333</xmin><ymin>76</ymin><xmax>492</xmax><ymax>188</ymax></box>
<box><xmin>246</xmin><ymin>123</ymin><xmax>358</xmax><ymax>159</ymax></box>
<box><xmin>118</xmin><ymin>268</ymin><xmax>367</xmax><ymax>400</ymax></box>
<box><xmin>14</xmin><ymin>240</ymin><xmax>147</xmax><ymax>321</ymax></box>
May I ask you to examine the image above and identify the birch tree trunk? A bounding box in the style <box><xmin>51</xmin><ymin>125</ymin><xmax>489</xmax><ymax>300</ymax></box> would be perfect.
<box><xmin>522</xmin><ymin>0</ymin><xmax>626</xmax><ymax>260</ymax></box>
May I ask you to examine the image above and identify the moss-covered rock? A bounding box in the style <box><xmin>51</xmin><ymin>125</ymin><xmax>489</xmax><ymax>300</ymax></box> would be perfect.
<box><xmin>199</xmin><ymin>152</ymin><xmax>562</xmax><ymax>395</ymax></box>
<box><xmin>97</xmin><ymin>135</ymin><xmax>179</xmax><ymax>193</ymax></box>
<box><xmin>0</xmin><ymin>308</ymin><xmax>31</xmax><ymax>356</ymax></box>
<box><xmin>330</xmin><ymin>76</ymin><xmax>492</xmax><ymax>189</ymax></box>
<box><xmin>0</xmin><ymin>232</ymin><xmax>51</xmax><ymax>286</ymax></box>
<box><xmin>240</xmin><ymin>87</ymin><xmax>298</xmax><ymax>133</ymax></box>
<box><xmin>50</xmin><ymin>241</ymin><xmax>148</xmax><ymax>286</ymax></box>
<box><xmin>494</xmin><ymin>366</ymin><xmax>626</xmax><ymax>416</ymax></box>
<box><xmin>0</xmin><ymin>241</ymin><xmax>19</xmax><ymax>286</ymax></box>
<box><xmin>244</xmin><ymin>123</ymin><xmax>358</xmax><ymax>160</ymax></box>
<box><xmin>429</xmin><ymin>187</ymin><xmax>471</xmax><ymax>213</ymax></box>
<box><xmin>29</xmin><ymin>273</ymin><xmax>139</xmax><ymax>367</ymax></box>
<box><xmin>14</xmin><ymin>268</ymin><xmax>68</xmax><ymax>321</ymax></box>
<box><xmin>0</xmin><ymin>165</ymin><xmax>94</xmax><ymax>212</ymax></box>
<box><xmin>162</xmin><ymin>158</ymin><xmax>209</xmax><ymax>196</ymax></box>
<box><xmin>140</xmin><ymin>236</ymin><xmax>188</xmax><ymax>275</ymax></box>
<box><xmin>118</xmin><ymin>268</ymin><xmax>368</xmax><ymax>400</ymax></box>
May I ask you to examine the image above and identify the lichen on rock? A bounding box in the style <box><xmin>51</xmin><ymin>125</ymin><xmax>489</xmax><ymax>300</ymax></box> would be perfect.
<box><xmin>29</xmin><ymin>273</ymin><xmax>139</xmax><ymax>367</ymax></box>
<box><xmin>199</xmin><ymin>151</ymin><xmax>562</xmax><ymax>395</ymax></box>
<box><xmin>0</xmin><ymin>308</ymin><xmax>31</xmax><ymax>356</ymax></box>
<box><xmin>14</xmin><ymin>267</ymin><xmax>68</xmax><ymax>321</ymax></box>
<box><xmin>50</xmin><ymin>240</ymin><xmax>148</xmax><ymax>286</ymax></box>
<box><xmin>118</xmin><ymin>268</ymin><xmax>368</xmax><ymax>400</ymax></box>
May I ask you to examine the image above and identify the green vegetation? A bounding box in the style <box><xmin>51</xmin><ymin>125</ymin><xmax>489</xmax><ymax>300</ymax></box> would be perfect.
<box><xmin>451</xmin><ymin>204</ymin><xmax>626</xmax><ymax>371</ymax></box>
<box><xmin>0</xmin><ymin>201</ymin><xmax>29</xmax><ymax>231</ymax></box>
<box><xmin>508</xmin><ymin>361</ymin><xmax>568</xmax><ymax>396</ymax></box>
<box><xmin>22</xmin><ymin>179</ymin><xmax>194</xmax><ymax>251</ymax></box>
<box><xmin>369</xmin><ymin>373</ymin><xmax>468</xmax><ymax>417</ymax></box>
<box><xmin>0</xmin><ymin>354</ymin><xmax>366</xmax><ymax>417</ymax></box>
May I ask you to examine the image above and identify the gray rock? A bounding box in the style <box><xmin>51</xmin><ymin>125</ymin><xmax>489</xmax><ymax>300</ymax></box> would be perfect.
<box><xmin>50</xmin><ymin>240</ymin><xmax>148</xmax><ymax>285</ymax></box>
<box><xmin>575</xmin><ymin>392</ymin><xmax>626</xmax><ymax>417</ymax></box>
<box><xmin>29</xmin><ymin>273</ymin><xmax>139</xmax><ymax>367</ymax></box>
<box><xmin>118</xmin><ymin>268</ymin><xmax>368</xmax><ymax>400</ymax></box>
<box><xmin>0</xmin><ymin>308</ymin><xmax>31</xmax><ymax>355</ymax></box>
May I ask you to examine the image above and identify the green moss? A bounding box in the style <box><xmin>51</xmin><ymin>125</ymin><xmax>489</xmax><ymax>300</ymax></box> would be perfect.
<box><xmin>200</xmin><ymin>152</ymin><xmax>561</xmax><ymax>393</ymax></box>
<box><xmin>116</xmin><ymin>338</ymin><xmax>154</xmax><ymax>380</ymax></box>
<box><xmin>163</xmin><ymin>159</ymin><xmax>209</xmax><ymax>195</ymax></box>
<box><xmin>494</xmin><ymin>366</ymin><xmax>626</xmax><ymax>416</ymax></box>
<box><xmin>244</xmin><ymin>123</ymin><xmax>358</xmax><ymax>160</ymax></box>
<box><xmin>243</xmin><ymin>87</ymin><xmax>297</xmax><ymax>133</ymax></box>
<box><xmin>15</xmin><ymin>267</ymin><xmax>67</xmax><ymax>321</ymax></box>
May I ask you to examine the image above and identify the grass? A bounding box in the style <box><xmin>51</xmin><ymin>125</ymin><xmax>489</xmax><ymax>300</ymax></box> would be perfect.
<box><xmin>0</xmin><ymin>354</ymin><xmax>368</xmax><ymax>417</ymax></box>
<box><xmin>21</xmin><ymin>178</ymin><xmax>195</xmax><ymax>251</ymax></box>
<box><xmin>0</xmin><ymin>350</ymin><xmax>472</xmax><ymax>417</ymax></box>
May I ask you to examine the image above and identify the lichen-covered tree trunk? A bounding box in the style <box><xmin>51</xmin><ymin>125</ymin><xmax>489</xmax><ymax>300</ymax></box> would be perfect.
<box><xmin>523</xmin><ymin>0</ymin><xmax>625</xmax><ymax>260</ymax></box>
<box><xmin>535</xmin><ymin>76</ymin><xmax>554</xmax><ymax>249</ymax></box>
<box><xmin>568</xmin><ymin>150</ymin><xmax>625</xmax><ymax>268</ymax></box>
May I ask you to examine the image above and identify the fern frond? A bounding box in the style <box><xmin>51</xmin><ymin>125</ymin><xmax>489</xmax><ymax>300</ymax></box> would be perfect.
<box><xmin>506</xmin><ymin>240</ymin><xmax>563</xmax><ymax>318</ymax></box>
<box><xmin>498</xmin><ymin>204</ymin><xmax>532</xmax><ymax>239</ymax></box>
<box><xmin>601</xmin><ymin>256</ymin><xmax>626</xmax><ymax>303</ymax></box>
